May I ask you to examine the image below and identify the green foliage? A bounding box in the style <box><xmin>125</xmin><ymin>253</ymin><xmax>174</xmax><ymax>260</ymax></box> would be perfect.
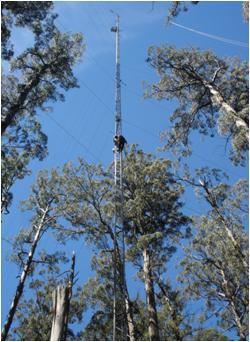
<box><xmin>80</xmin><ymin>253</ymin><xmax>114</xmax><ymax>341</ymax></box>
<box><xmin>145</xmin><ymin>45</ymin><xmax>249</xmax><ymax>165</ymax></box>
<box><xmin>1</xmin><ymin>3</ymin><xmax>85</xmax><ymax>214</ymax></box>
<box><xmin>1</xmin><ymin>115</ymin><xmax>48</xmax><ymax>214</ymax></box>
<box><xmin>193</xmin><ymin>328</ymin><xmax>230</xmax><ymax>341</ymax></box>
<box><xmin>54</xmin><ymin>159</ymin><xmax>114</xmax><ymax>246</ymax></box>
<box><xmin>179</xmin><ymin>175</ymin><xmax>249</xmax><ymax>340</ymax></box>
<box><xmin>156</xmin><ymin>280</ymin><xmax>193</xmax><ymax>341</ymax></box>
<box><xmin>1</xmin><ymin>1</ymin><xmax>54</xmax><ymax>60</ymax></box>
<box><xmin>1</xmin><ymin>167</ymin><xmax>70</xmax><ymax>341</ymax></box>
<box><xmin>3</xmin><ymin>168</ymin><xmax>87</xmax><ymax>341</ymax></box>
<box><xmin>80</xmin><ymin>252</ymin><xmax>149</xmax><ymax>341</ymax></box>
<box><xmin>7</xmin><ymin>150</ymin><xmax>247</xmax><ymax>340</ymax></box>
<box><xmin>122</xmin><ymin>146</ymin><xmax>190</xmax><ymax>340</ymax></box>
<box><xmin>9</xmin><ymin>263</ymin><xmax>85</xmax><ymax>341</ymax></box>
<box><xmin>17</xmin><ymin>167</ymin><xmax>78</xmax><ymax>243</ymax></box>
<box><xmin>8</xmin><ymin>168</ymin><xmax>70</xmax><ymax>274</ymax></box>
<box><xmin>39</xmin><ymin>148</ymin><xmax>190</xmax><ymax>340</ymax></box>
<box><xmin>123</xmin><ymin>145</ymin><xmax>189</xmax><ymax>274</ymax></box>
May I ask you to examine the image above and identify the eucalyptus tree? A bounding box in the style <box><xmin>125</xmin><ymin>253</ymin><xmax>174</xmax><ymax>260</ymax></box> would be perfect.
<box><xmin>122</xmin><ymin>146</ymin><xmax>190</xmax><ymax>340</ymax></box>
<box><xmin>179</xmin><ymin>167</ymin><xmax>248</xmax><ymax>272</ymax></box>
<box><xmin>1</xmin><ymin>169</ymin><xmax>68</xmax><ymax>340</ymax></box>
<box><xmin>1</xmin><ymin>3</ymin><xmax>85</xmax><ymax>213</ymax></box>
<box><xmin>179</xmin><ymin>169</ymin><xmax>248</xmax><ymax>340</ymax></box>
<box><xmin>145</xmin><ymin>46</ymin><xmax>249</xmax><ymax>165</ymax></box>
<box><xmin>58</xmin><ymin>147</ymin><xmax>189</xmax><ymax>341</ymax></box>
<box><xmin>57</xmin><ymin>159</ymin><xmax>137</xmax><ymax>341</ymax></box>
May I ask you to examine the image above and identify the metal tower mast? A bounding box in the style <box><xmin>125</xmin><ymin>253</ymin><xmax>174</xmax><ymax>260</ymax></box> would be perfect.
<box><xmin>111</xmin><ymin>14</ymin><xmax>127</xmax><ymax>341</ymax></box>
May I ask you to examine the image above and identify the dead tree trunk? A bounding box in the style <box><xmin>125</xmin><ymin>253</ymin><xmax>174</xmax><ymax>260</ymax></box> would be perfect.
<box><xmin>142</xmin><ymin>248</ymin><xmax>160</xmax><ymax>341</ymax></box>
<box><xmin>50</xmin><ymin>252</ymin><xmax>76</xmax><ymax>341</ymax></box>
<box><xmin>1</xmin><ymin>206</ymin><xmax>50</xmax><ymax>341</ymax></box>
<box><xmin>50</xmin><ymin>286</ymin><xmax>69</xmax><ymax>341</ymax></box>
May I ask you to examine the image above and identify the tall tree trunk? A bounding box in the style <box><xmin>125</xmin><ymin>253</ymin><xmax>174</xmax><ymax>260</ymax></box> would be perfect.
<box><xmin>142</xmin><ymin>248</ymin><xmax>160</xmax><ymax>341</ymax></box>
<box><xmin>50</xmin><ymin>286</ymin><xmax>70</xmax><ymax>341</ymax></box>
<box><xmin>63</xmin><ymin>252</ymin><xmax>75</xmax><ymax>340</ymax></box>
<box><xmin>205</xmin><ymin>82</ymin><xmax>248</xmax><ymax>138</ymax></box>
<box><xmin>124</xmin><ymin>286</ymin><xmax>136</xmax><ymax>341</ymax></box>
<box><xmin>1</xmin><ymin>206</ymin><xmax>49</xmax><ymax>341</ymax></box>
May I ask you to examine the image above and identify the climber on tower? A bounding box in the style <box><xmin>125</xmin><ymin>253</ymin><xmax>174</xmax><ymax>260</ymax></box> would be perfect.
<box><xmin>113</xmin><ymin>135</ymin><xmax>127</xmax><ymax>152</ymax></box>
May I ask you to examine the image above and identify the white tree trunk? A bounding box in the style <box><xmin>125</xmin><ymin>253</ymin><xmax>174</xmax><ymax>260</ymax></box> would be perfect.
<box><xmin>205</xmin><ymin>83</ymin><xmax>248</xmax><ymax>138</ymax></box>
<box><xmin>125</xmin><ymin>291</ymin><xmax>136</xmax><ymax>341</ymax></box>
<box><xmin>50</xmin><ymin>286</ymin><xmax>69</xmax><ymax>341</ymax></box>
<box><xmin>50</xmin><ymin>252</ymin><xmax>75</xmax><ymax>341</ymax></box>
<box><xmin>1</xmin><ymin>206</ymin><xmax>49</xmax><ymax>341</ymax></box>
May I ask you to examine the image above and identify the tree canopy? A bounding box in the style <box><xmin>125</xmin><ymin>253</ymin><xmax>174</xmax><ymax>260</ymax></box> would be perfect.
<box><xmin>1</xmin><ymin>2</ymin><xmax>85</xmax><ymax>213</ymax></box>
<box><xmin>1</xmin><ymin>1</ymin><xmax>54</xmax><ymax>60</ymax></box>
<box><xmin>145</xmin><ymin>45</ymin><xmax>249</xmax><ymax>165</ymax></box>
<box><xmin>2</xmin><ymin>2</ymin><xmax>248</xmax><ymax>341</ymax></box>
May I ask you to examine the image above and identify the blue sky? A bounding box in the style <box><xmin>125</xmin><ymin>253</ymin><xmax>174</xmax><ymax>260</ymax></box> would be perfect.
<box><xmin>2</xmin><ymin>1</ymin><xmax>249</xmax><ymax>339</ymax></box>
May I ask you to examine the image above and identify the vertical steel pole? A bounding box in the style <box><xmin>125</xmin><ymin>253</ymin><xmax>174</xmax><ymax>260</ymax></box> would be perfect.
<box><xmin>112</xmin><ymin>14</ymin><xmax>127</xmax><ymax>341</ymax></box>
<box><xmin>115</xmin><ymin>15</ymin><xmax>122</xmax><ymax>137</ymax></box>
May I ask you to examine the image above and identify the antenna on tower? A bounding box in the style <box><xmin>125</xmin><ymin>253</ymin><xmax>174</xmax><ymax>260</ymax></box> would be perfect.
<box><xmin>111</xmin><ymin>13</ymin><xmax>127</xmax><ymax>341</ymax></box>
